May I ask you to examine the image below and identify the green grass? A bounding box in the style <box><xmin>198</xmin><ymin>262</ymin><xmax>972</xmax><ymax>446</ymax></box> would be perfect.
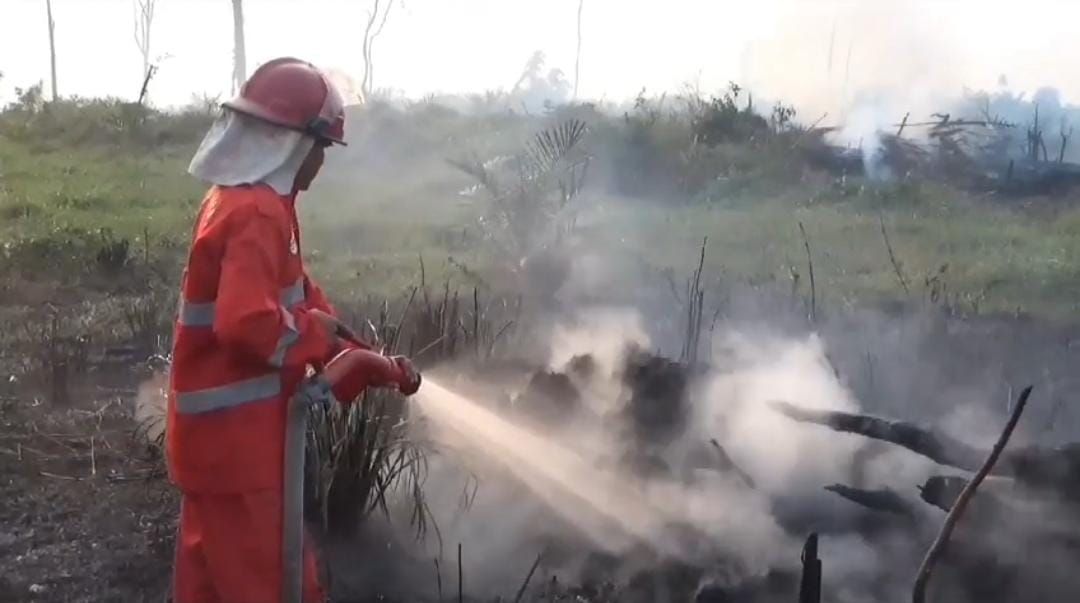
<box><xmin>4</xmin><ymin>104</ymin><xmax>1080</xmax><ymax>320</ymax></box>
<box><xmin>0</xmin><ymin>138</ymin><xmax>202</xmax><ymax>239</ymax></box>
<box><xmin>577</xmin><ymin>187</ymin><xmax>1080</xmax><ymax>318</ymax></box>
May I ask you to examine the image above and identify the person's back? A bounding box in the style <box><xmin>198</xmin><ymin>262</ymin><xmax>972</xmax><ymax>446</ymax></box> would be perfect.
<box><xmin>169</xmin><ymin>183</ymin><xmax>317</xmax><ymax>492</ymax></box>
<box><xmin>167</xmin><ymin>57</ymin><xmax>420</xmax><ymax>603</ymax></box>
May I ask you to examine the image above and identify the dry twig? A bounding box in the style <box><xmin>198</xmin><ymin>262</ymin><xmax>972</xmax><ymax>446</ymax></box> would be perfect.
<box><xmin>434</xmin><ymin>557</ymin><xmax>444</xmax><ymax>602</ymax></box>
<box><xmin>879</xmin><ymin>213</ymin><xmax>910</xmax><ymax>295</ymax></box>
<box><xmin>798</xmin><ymin>222</ymin><xmax>816</xmax><ymax>322</ymax></box>
<box><xmin>512</xmin><ymin>550</ymin><xmax>544</xmax><ymax>603</ymax></box>
<box><xmin>39</xmin><ymin>471</ymin><xmax>82</xmax><ymax>481</ymax></box>
<box><xmin>911</xmin><ymin>385</ymin><xmax>1032</xmax><ymax>603</ymax></box>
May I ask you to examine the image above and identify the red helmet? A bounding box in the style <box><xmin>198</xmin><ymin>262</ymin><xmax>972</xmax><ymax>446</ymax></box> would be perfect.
<box><xmin>223</xmin><ymin>57</ymin><xmax>347</xmax><ymax>145</ymax></box>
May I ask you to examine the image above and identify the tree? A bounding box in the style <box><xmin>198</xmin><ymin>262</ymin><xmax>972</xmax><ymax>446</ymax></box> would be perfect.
<box><xmin>510</xmin><ymin>51</ymin><xmax>570</xmax><ymax>113</ymax></box>
<box><xmin>45</xmin><ymin>0</ymin><xmax>58</xmax><ymax>102</ymax></box>
<box><xmin>133</xmin><ymin>0</ymin><xmax>156</xmax><ymax>85</ymax></box>
<box><xmin>360</xmin><ymin>0</ymin><xmax>395</xmax><ymax>102</ymax></box>
<box><xmin>231</xmin><ymin>0</ymin><xmax>247</xmax><ymax>94</ymax></box>
<box><xmin>573</xmin><ymin>0</ymin><xmax>584</xmax><ymax>100</ymax></box>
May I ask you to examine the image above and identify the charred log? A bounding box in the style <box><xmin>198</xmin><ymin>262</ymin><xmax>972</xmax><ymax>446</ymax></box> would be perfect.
<box><xmin>920</xmin><ymin>475</ymin><xmax>1080</xmax><ymax>552</ymax></box>
<box><xmin>919</xmin><ymin>475</ymin><xmax>972</xmax><ymax>513</ymax></box>
<box><xmin>709</xmin><ymin>439</ymin><xmax>756</xmax><ymax>489</ymax></box>
<box><xmin>825</xmin><ymin>483</ymin><xmax>916</xmax><ymax>518</ymax></box>
<box><xmin>913</xmin><ymin>386</ymin><xmax>1030</xmax><ymax>603</ymax></box>
<box><xmin>620</xmin><ymin>345</ymin><xmax>690</xmax><ymax>445</ymax></box>
<box><xmin>566</xmin><ymin>353</ymin><xmax>597</xmax><ymax>381</ymax></box>
<box><xmin>770</xmin><ymin>400</ymin><xmax>1080</xmax><ymax>502</ymax></box>
<box><xmin>680</xmin><ymin>440</ymin><xmax>756</xmax><ymax>489</ymax></box>
<box><xmin>798</xmin><ymin>533</ymin><xmax>821</xmax><ymax>603</ymax></box>
<box><xmin>514</xmin><ymin>370</ymin><xmax>582</xmax><ymax>426</ymax></box>
<box><xmin>769</xmin><ymin>401</ymin><xmax>986</xmax><ymax>470</ymax></box>
<box><xmin>694</xmin><ymin>569</ymin><xmax>797</xmax><ymax>603</ymax></box>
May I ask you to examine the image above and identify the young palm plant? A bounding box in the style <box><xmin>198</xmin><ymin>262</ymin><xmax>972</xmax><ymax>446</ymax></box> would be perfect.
<box><xmin>449</xmin><ymin>118</ymin><xmax>590</xmax><ymax>264</ymax></box>
<box><xmin>305</xmin><ymin>298</ymin><xmax>435</xmax><ymax>538</ymax></box>
<box><xmin>306</xmin><ymin>276</ymin><xmax>510</xmax><ymax>540</ymax></box>
<box><xmin>305</xmin><ymin>388</ymin><xmax>431</xmax><ymax>536</ymax></box>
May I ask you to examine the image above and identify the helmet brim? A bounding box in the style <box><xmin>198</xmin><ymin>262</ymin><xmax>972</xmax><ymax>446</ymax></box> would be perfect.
<box><xmin>222</xmin><ymin>98</ymin><xmax>348</xmax><ymax>146</ymax></box>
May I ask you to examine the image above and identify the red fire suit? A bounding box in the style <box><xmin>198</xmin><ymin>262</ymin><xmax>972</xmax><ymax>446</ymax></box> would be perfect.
<box><xmin>166</xmin><ymin>183</ymin><xmax>398</xmax><ymax>602</ymax></box>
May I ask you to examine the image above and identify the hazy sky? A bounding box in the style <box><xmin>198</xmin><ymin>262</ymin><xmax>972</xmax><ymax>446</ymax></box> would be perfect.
<box><xmin>3</xmin><ymin>0</ymin><xmax>1080</xmax><ymax>117</ymax></box>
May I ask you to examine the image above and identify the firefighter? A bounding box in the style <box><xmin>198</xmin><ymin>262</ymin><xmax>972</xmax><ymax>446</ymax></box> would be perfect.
<box><xmin>167</xmin><ymin>57</ymin><xmax>421</xmax><ymax>603</ymax></box>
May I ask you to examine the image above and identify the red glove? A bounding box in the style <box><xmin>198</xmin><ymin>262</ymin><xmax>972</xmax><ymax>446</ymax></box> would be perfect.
<box><xmin>392</xmin><ymin>356</ymin><xmax>422</xmax><ymax>395</ymax></box>
<box><xmin>322</xmin><ymin>348</ymin><xmax>422</xmax><ymax>403</ymax></box>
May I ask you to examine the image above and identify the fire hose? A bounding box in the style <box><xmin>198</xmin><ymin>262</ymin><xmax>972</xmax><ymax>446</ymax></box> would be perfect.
<box><xmin>282</xmin><ymin>380</ymin><xmax>315</xmax><ymax>603</ymax></box>
<box><xmin>282</xmin><ymin>325</ymin><xmax>367</xmax><ymax>603</ymax></box>
<box><xmin>281</xmin><ymin>334</ymin><xmax>420</xmax><ymax>603</ymax></box>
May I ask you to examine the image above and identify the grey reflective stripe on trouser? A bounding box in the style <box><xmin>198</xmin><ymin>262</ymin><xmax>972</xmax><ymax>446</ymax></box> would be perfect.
<box><xmin>176</xmin><ymin>279</ymin><xmax>306</xmax><ymax>327</ymax></box>
<box><xmin>173</xmin><ymin>374</ymin><xmax>281</xmax><ymax>414</ymax></box>
<box><xmin>268</xmin><ymin>308</ymin><xmax>300</xmax><ymax>368</ymax></box>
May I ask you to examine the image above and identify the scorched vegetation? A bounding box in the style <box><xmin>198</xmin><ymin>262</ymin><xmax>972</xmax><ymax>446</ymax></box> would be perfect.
<box><xmin>5</xmin><ymin>79</ymin><xmax>1080</xmax><ymax>603</ymax></box>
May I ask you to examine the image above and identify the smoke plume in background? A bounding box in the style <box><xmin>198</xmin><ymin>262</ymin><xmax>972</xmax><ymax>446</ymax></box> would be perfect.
<box><xmin>734</xmin><ymin>0</ymin><xmax>1080</xmax><ymax>167</ymax></box>
<box><xmin>744</xmin><ymin>2</ymin><xmax>971</xmax><ymax>119</ymax></box>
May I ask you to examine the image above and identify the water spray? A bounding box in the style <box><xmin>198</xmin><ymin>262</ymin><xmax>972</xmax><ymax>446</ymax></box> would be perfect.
<box><xmin>413</xmin><ymin>378</ymin><xmax>678</xmax><ymax>552</ymax></box>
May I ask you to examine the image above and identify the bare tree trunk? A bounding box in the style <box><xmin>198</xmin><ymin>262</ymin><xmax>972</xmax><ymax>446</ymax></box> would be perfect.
<box><xmin>231</xmin><ymin>0</ymin><xmax>247</xmax><ymax>94</ymax></box>
<box><xmin>46</xmin><ymin>0</ymin><xmax>58</xmax><ymax>102</ymax></box>
<box><xmin>133</xmin><ymin>0</ymin><xmax>156</xmax><ymax>101</ymax></box>
<box><xmin>361</xmin><ymin>2</ymin><xmax>377</xmax><ymax>101</ymax></box>
<box><xmin>361</xmin><ymin>0</ymin><xmax>394</xmax><ymax>102</ymax></box>
<box><xmin>573</xmin><ymin>0</ymin><xmax>584</xmax><ymax>100</ymax></box>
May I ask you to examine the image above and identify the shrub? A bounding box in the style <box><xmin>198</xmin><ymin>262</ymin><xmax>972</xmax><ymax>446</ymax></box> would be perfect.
<box><xmin>0</xmin><ymin>94</ymin><xmax>213</xmax><ymax>152</ymax></box>
<box><xmin>688</xmin><ymin>83</ymin><xmax>770</xmax><ymax>146</ymax></box>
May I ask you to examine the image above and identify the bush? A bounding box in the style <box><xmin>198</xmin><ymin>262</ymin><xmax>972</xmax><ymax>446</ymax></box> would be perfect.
<box><xmin>595</xmin><ymin>86</ymin><xmax>800</xmax><ymax>202</ymax></box>
<box><xmin>600</xmin><ymin>92</ymin><xmax>694</xmax><ymax>199</ymax></box>
<box><xmin>687</xmin><ymin>83</ymin><xmax>770</xmax><ymax>146</ymax></box>
<box><xmin>0</xmin><ymin>227</ymin><xmax>137</xmax><ymax>280</ymax></box>
<box><xmin>0</xmin><ymin>94</ymin><xmax>213</xmax><ymax>152</ymax></box>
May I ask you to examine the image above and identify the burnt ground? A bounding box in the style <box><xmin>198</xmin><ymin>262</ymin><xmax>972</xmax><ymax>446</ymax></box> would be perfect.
<box><xmin>0</xmin><ymin>388</ymin><xmax>176</xmax><ymax>603</ymax></box>
<box><xmin>5</xmin><ymin>306</ymin><xmax>1080</xmax><ymax>602</ymax></box>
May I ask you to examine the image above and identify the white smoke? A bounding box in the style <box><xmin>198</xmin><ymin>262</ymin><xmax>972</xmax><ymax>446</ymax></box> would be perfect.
<box><xmin>398</xmin><ymin>310</ymin><xmax>916</xmax><ymax>597</ymax></box>
<box><xmin>834</xmin><ymin>99</ymin><xmax>894</xmax><ymax>180</ymax></box>
<box><xmin>740</xmin><ymin>1</ymin><xmax>978</xmax><ymax>123</ymax></box>
<box><xmin>694</xmin><ymin>330</ymin><xmax>862</xmax><ymax>495</ymax></box>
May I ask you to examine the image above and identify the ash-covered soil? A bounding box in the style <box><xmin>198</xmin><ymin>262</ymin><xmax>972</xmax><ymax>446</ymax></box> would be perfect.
<box><xmin>0</xmin><ymin>390</ymin><xmax>176</xmax><ymax>603</ymax></box>
<box><xmin>5</xmin><ymin>307</ymin><xmax>1080</xmax><ymax>602</ymax></box>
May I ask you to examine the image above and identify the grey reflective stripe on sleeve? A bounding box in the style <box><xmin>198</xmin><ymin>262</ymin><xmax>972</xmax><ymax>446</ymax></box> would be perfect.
<box><xmin>178</xmin><ymin>299</ymin><xmax>215</xmax><ymax>327</ymax></box>
<box><xmin>178</xmin><ymin>278</ymin><xmax>303</xmax><ymax>327</ymax></box>
<box><xmin>280</xmin><ymin>278</ymin><xmax>305</xmax><ymax>308</ymax></box>
<box><xmin>268</xmin><ymin>308</ymin><xmax>300</xmax><ymax>368</ymax></box>
<box><xmin>174</xmin><ymin>374</ymin><xmax>281</xmax><ymax>414</ymax></box>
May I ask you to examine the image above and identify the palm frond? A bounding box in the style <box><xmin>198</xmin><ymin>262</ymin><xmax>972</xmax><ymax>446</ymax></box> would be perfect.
<box><xmin>524</xmin><ymin>118</ymin><xmax>588</xmax><ymax>176</ymax></box>
<box><xmin>448</xmin><ymin>155</ymin><xmax>502</xmax><ymax>200</ymax></box>
<box><xmin>445</xmin><ymin>119</ymin><xmax>591</xmax><ymax>262</ymax></box>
